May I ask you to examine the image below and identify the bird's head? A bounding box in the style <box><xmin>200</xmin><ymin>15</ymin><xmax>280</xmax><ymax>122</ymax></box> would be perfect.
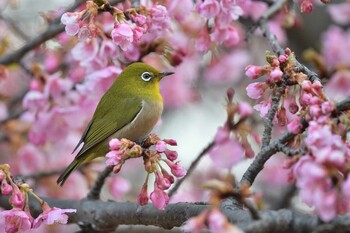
<box><xmin>116</xmin><ymin>62</ymin><xmax>174</xmax><ymax>97</ymax></box>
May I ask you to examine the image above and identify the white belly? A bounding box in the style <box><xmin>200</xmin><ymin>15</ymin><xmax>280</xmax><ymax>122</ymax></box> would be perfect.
<box><xmin>111</xmin><ymin>100</ymin><xmax>163</xmax><ymax>142</ymax></box>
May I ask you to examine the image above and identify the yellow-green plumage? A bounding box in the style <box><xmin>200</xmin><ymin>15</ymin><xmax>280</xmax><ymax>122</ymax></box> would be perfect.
<box><xmin>57</xmin><ymin>63</ymin><xmax>173</xmax><ymax>186</ymax></box>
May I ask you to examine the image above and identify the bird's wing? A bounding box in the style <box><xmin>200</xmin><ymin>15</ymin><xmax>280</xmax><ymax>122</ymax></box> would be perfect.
<box><xmin>74</xmin><ymin>96</ymin><xmax>143</xmax><ymax>159</ymax></box>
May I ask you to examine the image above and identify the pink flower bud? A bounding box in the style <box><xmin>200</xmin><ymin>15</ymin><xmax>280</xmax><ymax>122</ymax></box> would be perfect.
<box><xmin>309</xmin><ymin>105</ymin><xmax>321</xmax><ymax>117</ymax></box>
<box><xmin>133</xmin><ymin>26</ymin><xmax>144</xmax><ymax>42</ymax></box>
<box><xmin>105</xmin><ymin>150</ymin><xmax>122</xmax><ymax>166</ymax></box>
<box><xmin>164</xmin><ymin>149</ymin><xmax>178</xmax><ymax>161</ymax></box>
<box><xmin>300</xmin><ymin>0</ymin><xmax>313</xmax><ymax>13</ymax></box>
<box><xmin>137</xmin><ymin>183</ymin><xmax>149</xmax><ymax>206</ymax></box>
<box><xmin>245</xmin><ymin>65</ymin><xmax>266</xmax><ymax>79</ymax></box>
<box><xmin>161</xmin><ymin>168</ymin><xmax>175</xmax><ymax>184</ymax></box>
<box><xmin>155</xmin><ymin>171</ymin><xmax>171</xmax><ymax>190</ymax></box>
<box><xmin>287</xmin><ymin>117</ymin><xmax>303</xmax><ymax>134</ymax></box>
<box><xmin>278</xmin><ymin>54</ymin><xmax>288</xmax><ymax>63</ymax></box>
<box><xmin>1</xmin><ymin>180</ymin><xmax>12</xmax><ymax>195</ymax></box>
<box><xmin>163</xmin><ymin>139</ymin><xmax>177</xmax><ymax>146</ymax></box>
<box><xmin>165</xmin><ymin>161</ymin><xmax>187</xmax><ymax>177</ymax></box>
<box><xmin>277</xmin><ymin>107</ymin><xmax>287</xmax><ymax>126</ymax></box>
<box><xmin>150</xmin><ymin>186</ymin><xmax>169</xmax><ymax>210</ymax></box>
<box><xmin>301</xmin><ymin>80</ymin><xmax>312</xmax><ymax>92</ymax></box>
<box><xmin>111</xmin><ymin>22</ymin><xmax>134</xmax><ymax>51</ymax></box>
<box><xmin>269</xmin><ymin>69</ymin><xmax>283</xmax><ymax>82</ymax></box>
<box><xmin>246</xmin><ymin>82</ymin><xmax>267</xmax><ymax>99</ymax></box>
<box><xmin>196</xmin><ymin>0</ymin><xmax>220</xmax><ymax>18</ymax></box>
<box><xmin>9</xmin><ymin>186</ymin><xmax>25</xmax><ymax>209</ymax></box>
<box><xmin>130</xmin><ymin>14</ymin><xmax>147</xmax><ymax>27</ymax></box>
<box><xmin>61</xmin><ymin>12</ymin><xmax>80</xmax><ymax>36</ymax></box>
<box><xmin>321</xmin><ymin>101</ymin><xmax>334</xmax><ymax>114</ymax></box>
<box><xmin>109</xmin><ymin>139</ymin><xmax>122</xmax><ymax>150</ymax></box>
<box><xmin>155</xmin><ymin>141</ymin><xmax>167</xmax><ymax>153</ymax></box>
<box><xmin>288</xmin><ymin>101</ymin><xmax>299</xmax><ymax>114</ymax></box>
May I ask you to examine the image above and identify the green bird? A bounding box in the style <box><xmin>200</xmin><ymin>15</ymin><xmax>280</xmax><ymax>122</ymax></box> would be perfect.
<box><xmin>57</xmin><ymin>62</ymin><xmax>174</xmax><ymax>186</ymax></box>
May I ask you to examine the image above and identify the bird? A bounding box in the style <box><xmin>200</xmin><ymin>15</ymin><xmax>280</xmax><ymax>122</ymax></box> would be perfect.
<box><xmin>57</xmin><ymin>62</ymin><xmax>174</xmax><ymax>186</ymax></box>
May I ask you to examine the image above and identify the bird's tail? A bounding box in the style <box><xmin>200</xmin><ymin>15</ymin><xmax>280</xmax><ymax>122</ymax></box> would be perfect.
<box><xmin>57</xmin><ymin>159</ymin><xmax>81</xmax><ymax>186</ymax></box>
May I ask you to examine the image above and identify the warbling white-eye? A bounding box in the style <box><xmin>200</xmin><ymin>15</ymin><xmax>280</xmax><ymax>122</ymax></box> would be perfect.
<box><xmin>57</xmin><ymin>62</ymin><xmax>174</xmax><ymax>186</ymax></box>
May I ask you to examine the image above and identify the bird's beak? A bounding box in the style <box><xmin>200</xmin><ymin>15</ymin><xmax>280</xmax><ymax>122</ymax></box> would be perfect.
<box><xmin>159</xmin><ymin>72</ymin><xmax>174</xmax><ymax>79</ymax></box>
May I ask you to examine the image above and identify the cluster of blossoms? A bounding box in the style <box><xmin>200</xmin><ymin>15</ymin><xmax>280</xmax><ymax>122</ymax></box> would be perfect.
<box><xmin>245</xmin><ymin>49</ymin><xmax>290</xmax><ymax>120</ymax></box>
<box><xmin>0</xmin><ymin>164</ymin><xmax>76</xmax><ymax>232</ymax></box>
<box><xmin>296</xmin><ymin>0</ymin><xmax>330</xmax><ymax>14</ymax></box>
<box><xmin>61</xmin><ymin>0</ymin><xmax>170</xmax><ymax>52</ymax></box>
<box><xmin>105</xmin><ymin>134</ymin><xmax>186</xmax><ymax>210</ymax></box>
<box><xmin>245</xmin><ymin>47</ymin><xmax>350</xmax><ymax>221</ymax></box>
<box><xmin>195</xmin><ymin>0</ymin><xmax>243</xmax><ymax>51</ymax></box>
<box><xmin>209</xmin><ymin>88</ymin><xmax>257</xmax><ymax>168</ymax></box>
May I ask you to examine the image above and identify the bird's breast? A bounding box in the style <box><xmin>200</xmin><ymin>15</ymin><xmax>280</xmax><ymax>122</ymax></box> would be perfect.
<box><xmin>111</xmin><ymin>99</ymin><xmax>163</xmax><ymax>142</ymax></box>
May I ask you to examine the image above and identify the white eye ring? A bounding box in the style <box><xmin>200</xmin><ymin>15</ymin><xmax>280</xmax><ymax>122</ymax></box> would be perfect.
<box><xmin>141</xmin><ymin>72</ymin><xmax>152</xmax><ymax>82</ymax></box>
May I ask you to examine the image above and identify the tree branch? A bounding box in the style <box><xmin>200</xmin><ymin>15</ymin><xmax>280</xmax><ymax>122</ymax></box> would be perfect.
<box><xmin>1</xmin><ymin>195</ymin><xmax>350</xmax><ymax>233</ymax></box>
<box><xmin>261</xmin><ymin>78</ymin><xmax>286</xmax><ymax>148</ymax></box>
<box><xmin>87</xmin><ymin>166</ymin><xmax>113</xmax><ymax>200</ymax></box>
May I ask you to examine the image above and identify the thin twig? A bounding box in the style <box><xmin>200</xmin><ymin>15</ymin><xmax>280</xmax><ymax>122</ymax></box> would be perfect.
<box><xmin>261</xmin><ymin>79</ymin><xmax>286</xmax><ymax>148</ymax></box>
<box><xmin>276</xmin><ymin>143</ymin><xmax>304</xmax><ymax>156</ymax></box>
<box><xmin>87</xmin><ymin>166</ymin><xmax>113</xmax><ymax>200</ymax></box>
<box><xmin>168</xmin><ymin>141</ymin><xmax>215</xmax><ymax>198</ymax></box>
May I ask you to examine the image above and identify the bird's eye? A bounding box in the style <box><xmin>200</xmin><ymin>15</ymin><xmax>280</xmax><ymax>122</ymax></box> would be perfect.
<box><xmin>141</xmin><ymin>72</ymin><xmax>152</xmax><ymax>82</ymax></box>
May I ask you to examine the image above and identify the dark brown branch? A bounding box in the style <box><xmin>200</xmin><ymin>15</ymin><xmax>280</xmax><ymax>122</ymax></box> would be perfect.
<box><xmin>168</xmin><ymin>141</ymin><xmax>215</xmax><ymax>197</ymax></box>
<box><xmin>261</xmin><ymin>79</ymin><xmax>286</xmax><ymax>148</ymax></box>
<box><xmin>87</xmin><ymin>166</ymin><xmax>113</xmax><ymax>200</ymax></box>
<box><xmin>1</xmin><ymin>195</ymin><xmax>350</xmax><ymax>233</ymax></box>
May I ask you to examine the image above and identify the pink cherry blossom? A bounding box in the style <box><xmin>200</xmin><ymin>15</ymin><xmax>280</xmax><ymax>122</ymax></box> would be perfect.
<box><xmin>0</xmin><ymin>209</ymin><xmax>33</xmax><ymax>233</ymax></box>
<box><xmin>328</xmin><ymin>1</ymin><xmax>350</xmax><ymax>25</ymax></box>
<box><xmin>111</xmin><ymin>22</ymin><xmax>134</xmax><ymax>51</ymax></box>
<box><xmin>1</xmin><ymin>180</ymin><xmax>12</xmax><ymax>195</ymax></box>
<box><xmin>287</xmin><ymin>117</ymin><xmax>303</xmax><ymax>134</ymax></box>
<box><xmin>268</xmin><ymin>68</ymin><xmax>283</xmax><ymax>82</ymax></box>
<box><xmin>325</xmin><ymin>70</ymin><xmax>350</xmax><ymax>101</ymax></box>
<box><xmin>109</xmin><ymin>139</ymin><xmax>122</xmax><ymax>151</ymax></box>
<box><xmin>246</xmin><ymin>82</ymin><xmax>267</xmax><ymax>99</ymax></box>
<box><xmin>155</xmin><ymin>141</ymin><xmax>167</xmax><ymax>153</ymax></box>
<box><xmin>245</xmin><ymin>65</ymin><xmax>267</xmax><ymax>79</ymax></box>
<box><xmin>105</xmin><ymin>150</ymin><xmax>123</xmax><ymax>166</ymax></box>
<box><xmin>300</xmin><ymin>0</ymin><xmax>313</xmax><ymax>14</ymax></box>
<box><xmin>61</xmin><ymin>12</ymin><xmax>80</xmax><ymax>36</ymax></box>
<box><xmin>150</xmin><ymin>186</ymin><xmax>170</xmax><ymax>210</ymax></box>
<box><xmin>9</xmin><ymin>185</ymin><xmax>25</xmax><ymax>209</ymax></box>
<box><xmin>196</xmin><ymin>0</ymin><xmax>220</xmax><ymax>19</ymax></box>
<box><xmin>253</xmin><ymin>99</ymin><xmax>271</xmax><ymax>118</ymax></box>
<box><xmin>149</xmin><ymin>5</ymin><xmax>170</xmax><ymax>32</ymax></box>
<box><xmin>33</xmin><ymin>202</ymin><xmax>76</xmax><ymax>228</ymax></box>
